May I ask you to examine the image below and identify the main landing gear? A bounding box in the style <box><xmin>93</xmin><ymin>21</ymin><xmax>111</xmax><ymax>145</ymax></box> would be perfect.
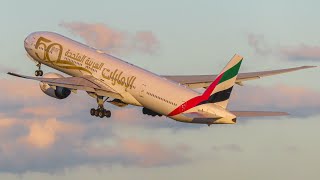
<box><xmin>35</xmin><ymin>63</ymin><xmax>43</xmax><ymax>76</ymax></box>
<box><xmin>90</xmin><ymin>96</ymin><xmax>112</xmax><ymax>118</ymax></box>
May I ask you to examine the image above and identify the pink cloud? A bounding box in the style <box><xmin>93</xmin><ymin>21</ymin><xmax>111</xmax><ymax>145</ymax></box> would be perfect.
<box><xmin>0</xmin><ymin>117</ymin><xmax>17</xmax><ymax>128</ymax></box>
<box><xmin>60</xmin><ymin>22</ymin><xmax>159</xmax><ymax>55</ymax></box>
<box><xmin>20</xmin><ymin>106</ymin><xmax>70</xmax><ymax>117</ymax></box>
<box><xmin>86</xmin><ymin>138</ymin><xmax>189</xmax><ymax>168</ymax></box>
<box><xmin>0</xmin><ymin>79</ymin><xmax>43</xmax><ymax>100</ymax></box>
<box><xmin>0</xmin><ymin>77</ymin><xmax>92</xmax><ymax>121</ymax></box>
<box><xmin>280</xmin><ymin>45</ymin><xmax>320</xmax><ymax>61</ymax></box>
<box><xmin>24</xmin><ymin>119</ymin><xmax>56</xmax><ymax>148</ymax></box>
<box><xmin>108</xmin><ymin>107</ymin><xmax>175</xmax><ymax>128</ymax></box>
<box><xmin>118</xmin><ymin>138</ymin><xmax>186</xmax><ymax>167</ymax></box>
<box><xmin>110</xmin><ymin>107</ymin><xmax>153</xmax><ymax>125</ymax></box>
<box><xmin>230</xmin><ymin>84</ymin><xmax>320</xmax><ymax>116</ymax></box>
<box><xmin>0</xmin><ymin>114</ymin><xmax>189</xmax><ymax>173</ymax></box>
<box><xmin>0</xmin><ymin>117</ymin><xmax>84</xmax><ymax>148</ymax></box>
<box><xmin>23</xmin><ymin>118</ymin><xmax>84</xmax><ymax>148</ymax></box>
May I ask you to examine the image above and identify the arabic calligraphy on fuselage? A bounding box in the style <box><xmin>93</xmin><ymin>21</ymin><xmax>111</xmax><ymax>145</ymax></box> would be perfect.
<box><xmin>65</xmin><ymin>49</ymin><xmax>104</xmax><ymax>72</ymax></box>
<box><xmin>102</xmin><ymin>68</ymin><xmax>136</xmax><ymax>91</ymax></box>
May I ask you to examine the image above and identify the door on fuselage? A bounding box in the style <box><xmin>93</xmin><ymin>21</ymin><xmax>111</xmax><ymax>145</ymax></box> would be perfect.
<box><xmin>140</xmin><ymin>84</ymin><xmax>146</xmax><ymax>98</ymax></box>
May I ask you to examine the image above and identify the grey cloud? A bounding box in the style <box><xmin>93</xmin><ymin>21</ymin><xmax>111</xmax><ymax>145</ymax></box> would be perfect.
<box><xmin>284</xmin><ymin>145</ymin><xmax>299</xmax><ymax>153</ymax></box>
<box><xmin>0</xmin><ymin>78</ymin><xmax>190</xmax><ymax>174</ymax></box>
<box><xmin>212</xmin><ymin>144</ymin><xmax>243</xmax><ymax>152</ymax></box>
<box><xmin>248</xmin><ymin>33</ymin><xmax>320</xmax><ymax>62</ymax></box>
<box><xmin>247</xmin><ymin>33</ymin><xmax>272</xmax><ymax>56</ymax></box>
<box><xmin>0</xmin><ymin>116</ymin><xmax>189</xmax><ymax>174</ymax></box>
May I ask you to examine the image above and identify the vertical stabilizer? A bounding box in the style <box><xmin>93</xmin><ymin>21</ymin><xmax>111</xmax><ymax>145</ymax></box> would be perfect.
<box><xmin>200</xmin><ymin>54</ymin><xmax>243</xmax><ymax>108</ymax></box>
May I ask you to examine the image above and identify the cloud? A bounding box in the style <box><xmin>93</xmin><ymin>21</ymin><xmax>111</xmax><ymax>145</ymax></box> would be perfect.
<box><xmin>6</xmin><ymin>77</ymin><xmax>319</xmax><ymax>173</ymax></box>
<box><xmin>0</xmin><ymin>117</ymin><xmax>16</xmax><ymax>128</ymax></box>
<box><xmin>133</xmin><ymin>31</ymin><xmax>159</xmax><ymax>54</ymax></box>
<box><xmin>0</xmin><ymin>77</ymin><xmax>189</xmax><ymax>173</ymax></box>
<box><xmin>212</xmin><ymin>144</ymin><xmax>243</xmax><ymax>152</ymax></box>
<box><xmin>247</xmin><ymin>33</ymin><xmax>272</xmax><ymax>56</ymax></box>
<box><xmin>20</xmin><ymin>106</ymin><xmax>70</xmax><ymax>117</ymax></box>
<box><xmin>0</xmin><ymin>79</ymin><xmax>88</xmax><ymax>121</ymax></box>
<box><xmin>229</xmin><ymin>84</ymin><xmax>320</xmax><ymax>117</ymax></box>
<box><xmin>284</xmin><ymin>145</ymin><xmax>299</xmax><ymax>153</ymax></box>
<box><xmin>120</xmin><ymin>139</ymin><xmax>185</xmax><ymax>167</ymax></box>
<box><xmin>23</xmin><ymin>118</ymin><xmax>83</xmax><ymax>149</ymax></box>
<box><xmin>109</xmin><ymin>107</ymin><xmax>176</xmax><ymax>128</ymax></box>
<box><xmin>60</xmin><ymin>22</ymin><xmax>159</xmax><ymax>55</ymax></box>
<box><xmin>0</xmin><ymin>79</ymin><xmax>43</xmax><ymax>100</ymax></box>
<box><xmin>280</xmin><ymin>45</ymin><xmax>320</xmax><ymax>61</ymax></box>
<box><xmin>86</xmin><ymin>140</ymin><xmax>189</xmax><ymax>169</ymax></box>
<box><xmin>0</xmin><ymin>115</ymin><xmax>189</xmax><ymax>173</ymax></box>
<box><xmin>248</xmin><ymin>33</ymin><xmax>320</xmax><ymax>61</ymax></box>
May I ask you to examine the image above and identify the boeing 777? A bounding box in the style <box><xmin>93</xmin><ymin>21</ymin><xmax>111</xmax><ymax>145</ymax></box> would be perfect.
<box><xmin>8</xmin><ymin>32</ymin><xmax>316</xmax><ymax>125</ymax></box>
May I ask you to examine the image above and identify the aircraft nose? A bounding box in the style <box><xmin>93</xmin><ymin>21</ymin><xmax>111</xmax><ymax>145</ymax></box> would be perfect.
<box><xmin>24</xmin><ymin>33</ymin><xmax>35</xmax><ymax>51</ymax></box>
<box><xmin>24</xmin><ymin>37</ymin><xmax>29</xmax><ymax>47</ymax></box>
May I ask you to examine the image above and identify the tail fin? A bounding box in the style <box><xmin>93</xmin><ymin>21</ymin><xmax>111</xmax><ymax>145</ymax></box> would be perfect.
<box><xmin>200</xmin><ymin>54</ymin><xmax>243</xmax><ymax>108</ymax></box>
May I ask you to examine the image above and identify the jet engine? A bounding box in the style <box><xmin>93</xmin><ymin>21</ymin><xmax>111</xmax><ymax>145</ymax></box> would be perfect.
<box><xmin>39</xmin><ymin>73</ymin><xmax>71</xmax><ymax>99</ymax></box>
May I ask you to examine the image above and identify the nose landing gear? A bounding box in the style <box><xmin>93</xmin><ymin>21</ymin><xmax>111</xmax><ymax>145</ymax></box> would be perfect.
<box><xmin>90</xmin><ymin>96</ymin><xmax>112</xmax><ymax>118</ymax></box>
<box><xmin>35</xmin><ymin>63</ymin><xmax>43</xmax><ymax>76</ymax></box>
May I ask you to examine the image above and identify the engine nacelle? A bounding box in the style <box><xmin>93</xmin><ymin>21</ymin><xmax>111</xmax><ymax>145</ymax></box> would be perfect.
<box><xmin>39</xmin><ymin>73</ymin><xmax>71</xmax><ymax>99</ymax></box>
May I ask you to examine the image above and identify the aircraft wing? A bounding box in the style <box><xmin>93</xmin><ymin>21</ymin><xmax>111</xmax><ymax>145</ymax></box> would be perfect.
<box><xmin>230</xmin><ymin>111</ymin><xmax>289</xmax><ymax>117</ymax></box>
<box><xmin>7</xmin><ymin>72</ymin><xmax>122</xmax><ymax>99</ymax></box>
<box><xmin>163</xmin><ymin>66</ymin><xmax>316</xmax><ymax>89</ymax></box>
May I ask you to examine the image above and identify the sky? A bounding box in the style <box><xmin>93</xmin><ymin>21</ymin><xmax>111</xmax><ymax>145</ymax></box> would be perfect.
<box><xmin>0</xmin><ymin>0</ymin><xmax>319</xmax><ymax>179</ymax></box>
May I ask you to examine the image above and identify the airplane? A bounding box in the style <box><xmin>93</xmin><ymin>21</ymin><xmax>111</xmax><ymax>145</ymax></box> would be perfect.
<box><xmin>7</xmin><ymin>31</ymin><xmax>316</xmax><ymax>125</ymax></box>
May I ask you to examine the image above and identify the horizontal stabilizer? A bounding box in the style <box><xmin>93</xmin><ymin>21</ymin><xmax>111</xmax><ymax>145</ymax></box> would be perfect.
<box><xmin>231</xmin><ymin>111</ymin><xmax>289</xmax><ymax>117</ymax></box>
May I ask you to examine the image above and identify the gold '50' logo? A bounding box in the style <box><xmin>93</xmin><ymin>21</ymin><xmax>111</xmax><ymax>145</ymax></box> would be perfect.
<box><xmin>35</xmin><ymin>37</ymin><xmax>63</xmax><ymax>63</ymax></box>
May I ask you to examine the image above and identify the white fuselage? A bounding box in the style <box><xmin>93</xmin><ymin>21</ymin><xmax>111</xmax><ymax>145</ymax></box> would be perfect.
<box><xmin>24</xmin><ymin>31</ymin><xmax>234</xmax><ymax>123</ymax></box>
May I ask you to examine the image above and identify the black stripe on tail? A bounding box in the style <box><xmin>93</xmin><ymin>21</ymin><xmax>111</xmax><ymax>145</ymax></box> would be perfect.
<box><xmin>198</xmin><ymin>86</ymin><xmax>234</xmax><ymax>105</ymax></box>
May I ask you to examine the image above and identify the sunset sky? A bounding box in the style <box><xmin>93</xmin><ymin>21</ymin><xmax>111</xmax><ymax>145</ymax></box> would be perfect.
<box><xmin>0</xmin><ymin>0</ymin><xmax>319</xmax><ymax>179</ymax></box>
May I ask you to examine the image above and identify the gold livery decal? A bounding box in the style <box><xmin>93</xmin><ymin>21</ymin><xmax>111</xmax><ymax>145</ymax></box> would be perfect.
<box><xmin>35</xmin><ymin>37</ymin><xmax>92</xmax><ymax>74</ymax></box>
<box><xmin>34</xmin><ymin>37</ymin><xmax>136</xmax><ymax>91</ymax></box>
<box><xmin>102</xmin><ymin>68</ymin><xmax>136</xmax><ymax>91</ymax></box>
